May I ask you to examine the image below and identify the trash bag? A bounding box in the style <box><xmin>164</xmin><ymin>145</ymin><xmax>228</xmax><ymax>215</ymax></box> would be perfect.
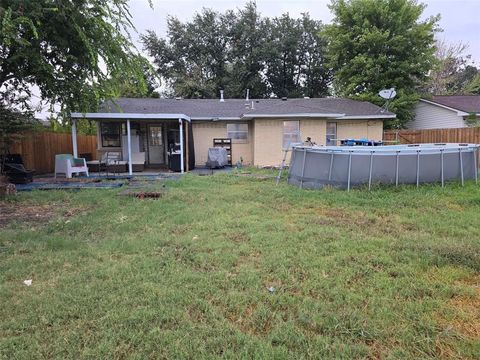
<box><xmin>206</xmin><ymin>147</ymin><xmax>228</xmax><ymax>168</ymax></box>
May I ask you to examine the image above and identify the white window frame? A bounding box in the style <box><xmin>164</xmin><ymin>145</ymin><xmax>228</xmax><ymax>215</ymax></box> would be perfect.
<box><xmin>227</xmin><ymin>123</ymin><xmax>249</xmax><ymax>143</ymax></box>
<box><xmin>283</xmin><ymin>120</ymin><xmax>301</xmax><ymax>150</ymax></box>
<box><xmin>326</xmin><ymin>122</ymin><xmax>337</xmax><ymax>146</ymax></box>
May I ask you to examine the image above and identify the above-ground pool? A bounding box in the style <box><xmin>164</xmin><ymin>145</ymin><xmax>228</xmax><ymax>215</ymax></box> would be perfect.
<box><xmin>288</xmin><ymin>143</ymin><xmax>479</xmax><ymax>190</ymax></box>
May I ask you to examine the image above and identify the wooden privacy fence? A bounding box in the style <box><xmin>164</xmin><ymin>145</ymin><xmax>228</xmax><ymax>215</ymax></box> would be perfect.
<box><xmin>8</xmin><ymin>132</ymin><xmax>97</xmax><ymax>174</ymax></box>
<box><xmin>383</xmin><ymin>128</ymin><xmax>480</xmax><ymax>145</ymax></box>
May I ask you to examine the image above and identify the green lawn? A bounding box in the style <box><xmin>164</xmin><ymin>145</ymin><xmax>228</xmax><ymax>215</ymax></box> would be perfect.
<box><xmin>1</xmin><ymin>171</ymin><xmax>479</xmax><ymax>359</ymax></box>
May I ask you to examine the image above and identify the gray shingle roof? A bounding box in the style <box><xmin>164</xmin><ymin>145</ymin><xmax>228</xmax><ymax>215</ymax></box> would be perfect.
<box><xmin>99</xmin><ymin>97</ymin><xmax>394</xmax><ymax>119</ymax></box>
<box><xmin>429</xmin><ymin>95</ymin><xmax>480</xmax><ymax>113</ymax></box>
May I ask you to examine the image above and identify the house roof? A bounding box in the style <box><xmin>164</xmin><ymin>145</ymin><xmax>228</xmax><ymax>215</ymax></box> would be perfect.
<box><xmin>72</xmin><ymin>97</ymin><xmax>395</xmax><ymax>120</ymax></box>
<box><xmin>427</xmin><ymin>95</ymin><xmax>480</xmax><ymax>114</ymax></box>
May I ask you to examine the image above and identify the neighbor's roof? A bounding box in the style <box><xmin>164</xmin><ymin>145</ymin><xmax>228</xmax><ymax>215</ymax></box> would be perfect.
<box><xmin>71</xmin><ymin>97</ymin><xmax>395</xmax><ymax>120</ymax></box>
<box><xmin>424</xmin><ymin>95</ymin><xmax>480</xmax><ymax>114</ymax></box>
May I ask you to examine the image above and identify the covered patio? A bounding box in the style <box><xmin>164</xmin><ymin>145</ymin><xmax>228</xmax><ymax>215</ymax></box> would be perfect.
<box><xmin>69</xmin><ymin>112</ymin><xmax>195</xmax><ymax>175</ymax></box>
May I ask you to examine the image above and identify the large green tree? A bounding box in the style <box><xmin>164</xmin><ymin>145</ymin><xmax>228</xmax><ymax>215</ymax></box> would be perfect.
<box><xmin>264</xmin><ymin>13</ymin><xmax>330</xmax><ymax>98</ymax></box>
<box><xmin>142</xmin><ymin>2</ymin><xmax>331</xmax><ymax>99</ymax></box>
<box><xmin>142</xmin><ymin>8</ymin><xmax>231</xmax><ymax>99</ymax></box>
<box><xmin>324</xmin><ymin>0</ymin><xmax>439</xmax><ymax>127</ymax></box>
<box><xmin>0</xmin><ymin>0</ymin><xmax>152</xmax><ymax>118</ymax></box>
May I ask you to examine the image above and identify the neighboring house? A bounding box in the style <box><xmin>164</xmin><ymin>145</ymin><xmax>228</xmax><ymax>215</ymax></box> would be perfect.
<box><xmin>71</xmin><ymin>97</ymin><xmax>395</xmax><ymax>173</ymax></box>
<box><xmin>408</xmin><ymin>95</ymin><xmax>480</xmax><ymax>129</ymax></box>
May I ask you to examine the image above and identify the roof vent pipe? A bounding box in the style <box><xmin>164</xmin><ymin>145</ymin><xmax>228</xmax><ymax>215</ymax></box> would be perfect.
<box><xmin>246</xmin><ymin>89</ymin><xmax>250</xmax><ymax>101</ymax></box>
<box><xmin>220</xmin><ymin>89</ymin><xmax>225</xmax><ymax>102</ymax></box>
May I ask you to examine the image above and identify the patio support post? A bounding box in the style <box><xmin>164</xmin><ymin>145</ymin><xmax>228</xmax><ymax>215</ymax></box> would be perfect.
<box><xmin>179</xmin><ymin>118</ymin><xmax>184</xmax><ymax>174</ymax></box>
<box><xmin>71</xmin><ymin>118</ymin><xmax>78</xmax><ymax>158</ymax></box>
<box><xmin>185</xmin><ymin>121</ymin><xmax>189</xmax><ymax>172</ymax></box>
<box><xmin>126</xmin><ymin>119</ymin><xmax>132</xmax><ymax>175</ymax></box>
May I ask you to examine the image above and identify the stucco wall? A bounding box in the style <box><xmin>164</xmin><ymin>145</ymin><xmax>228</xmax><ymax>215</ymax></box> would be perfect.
<box><xmin>192</xmin><ymin>122</ymin><xmax>254</xmax><ymax>166</ymax></box>
<box><xmin>407</xmin><ymin>101</ymin><xmax>466</xmax><ymax>129</ymax></box>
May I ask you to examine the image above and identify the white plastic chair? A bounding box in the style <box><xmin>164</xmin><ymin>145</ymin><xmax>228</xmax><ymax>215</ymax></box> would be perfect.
<box><xmin>54</xmin><ymin>154</ymin><xmax>89</xmax><ymax>178</ymax></box>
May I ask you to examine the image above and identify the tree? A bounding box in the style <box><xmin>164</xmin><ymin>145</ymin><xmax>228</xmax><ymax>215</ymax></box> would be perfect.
<box><xmin>264</xmin><ymin>13</ymin><xmax>330</xmax><ymax>98</ymax></box>
<box><xmin>464</xmin><ymin>73</ymin><xmax>480</xmax><ymax>95</ymax></box>
<box><xmin>223</xmin><ymin>2</ymin><xmax>269</xmax><ymax>98</ymax></box>
<box><xmin>0</xmin><ymin>0</ymin><xmax>152</xmax><ymax>117</ymax></box>
<box><xmin>106</xmin><ymin>57</ymin><xmax>161</xmax><ymax>98</ymax></box>
<box><xmin>142</xmin><ymin>8</ymin><xmax>231</xmax><ymax>98</ymax></box>
<box><xmin>422</xmin><ymin>39</ymin><xmax>473</xmax><ymax>95</ymax></box>
<box><xmin>142</xmin><ymin>2</ymin><xmax>331</xmax><ymax>99</ymax></box>
<box><xmin>324</xmin><ymin>0</ymin><xmax>439</xmax><ymax>128</ymax></box>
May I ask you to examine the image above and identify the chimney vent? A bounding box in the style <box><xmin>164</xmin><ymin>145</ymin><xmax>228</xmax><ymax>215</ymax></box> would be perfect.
<box><xmin>220</xmin><ymin>90</ymin><xmax>225</xmax><ymax>102</ymax></box>
<box><xmin>246</xmin><ymin>89</ymin><xmax>250</xmax><ymax>101</ymax></box>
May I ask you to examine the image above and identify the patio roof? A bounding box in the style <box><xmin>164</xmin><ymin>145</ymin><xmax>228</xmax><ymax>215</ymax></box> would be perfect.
<box><xmin>70</xmin><ymin>112</ymin><xmax>191</xmax><ymax>121</ymax></box>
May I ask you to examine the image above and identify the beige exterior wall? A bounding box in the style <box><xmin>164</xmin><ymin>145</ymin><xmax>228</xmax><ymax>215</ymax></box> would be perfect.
<box><xmin>252</xmin><ymin>118</ymin><xmax>384</xmax><ymax>167</ymax></box>
<box><xmin>337</xmin><ymin>120</ymin><xmax>383</xmax><ymax>142</ymax></box>
<box><xmin>253</xmin><ymin>118</ymin><xmax>328</xmax><ymax>167</ymax></box>
<box><xmin>192</xmin><ymin>121</ymin><xmax>254</xmax><ymax>166</ymax></box>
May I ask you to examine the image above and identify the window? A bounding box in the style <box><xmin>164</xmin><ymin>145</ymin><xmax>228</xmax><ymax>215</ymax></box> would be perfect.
<box><xmin>227</xmin><ymin>123</ymin><xmax>248</xmax><ymax>143</ymax></box>
<box><xmin>149</xmin><ymin>126</ymin><xmax>163</xmax><ymax>146</ymax></box>
<box><xmin>326</xmin><ymin>122</ymin><xmax>337</xmax><ymax>146</ymax></box>
<box><xmin>283</xmin><ymin>121</ymin><xmax>301</xmax><ymax>149</ymax></box>
<box><xmin>101</xmin><ymin>122</ymin><xmax>122</xmax><ymax>147</ymax></box>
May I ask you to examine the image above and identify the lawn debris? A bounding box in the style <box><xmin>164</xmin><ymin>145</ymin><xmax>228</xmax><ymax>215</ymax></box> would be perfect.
<box><xmin>0</xmin><ymin>202</ymin><xmax>87</xmax><ymax>228</ymax></box>
<box><xmin>267</xmin><ymin>286</ymin><xmax>275</xmax><ymax>293</ymax></box>
<box><xmin>136</xmin><ymin>192</ymin><xmax>164</xmax><ymax>199</ymax></box>
<box><xmin>117</xmin><ymin>190</ymin><xmax>166</xmax><ymax>199</ymax></box>
<box><xmin>23</xmin><ymin>279</ymin><xmax>32</xmax><ymax>286</ymax></box>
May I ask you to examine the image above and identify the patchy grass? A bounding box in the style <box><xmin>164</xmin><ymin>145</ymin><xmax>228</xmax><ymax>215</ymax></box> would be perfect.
<box><xmin>1</xmin><ymin>171</ymin><xmax>479</xmax><ymax>359</ymax></box>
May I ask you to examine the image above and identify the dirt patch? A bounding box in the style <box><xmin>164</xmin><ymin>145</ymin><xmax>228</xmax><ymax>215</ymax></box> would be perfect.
<box><xmin>0</xmin><ymin>202</ymin><xmax>87</xmax><ymax>228</ymax></box>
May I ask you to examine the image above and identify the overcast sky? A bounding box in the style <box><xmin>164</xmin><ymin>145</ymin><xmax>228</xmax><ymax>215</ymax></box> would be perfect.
<box><xmin>128</xmin><ymin>0</ymin><xmax>480</xmax><ymax>63</ymax></box>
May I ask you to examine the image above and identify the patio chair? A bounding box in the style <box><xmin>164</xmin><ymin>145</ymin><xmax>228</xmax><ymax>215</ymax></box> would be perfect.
<box><xmin>105</xmin><ymin>151</ymin><xmax>127</xmax><ymax>174</ymax></box>
<box><xmin>54</xmin><ymin>154</ymin><xmax>89</xmax><ymax>178</ymax></box>
<box><xmin>86</xmin><ymin>152</ymin><xmax>108</xmax><ymax>173</ymax></box>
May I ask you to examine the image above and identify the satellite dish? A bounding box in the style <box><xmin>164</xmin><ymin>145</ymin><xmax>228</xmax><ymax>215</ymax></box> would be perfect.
<box><xmin>379</xmin><ymin>88</ymin><xmax>397</xmax><ymax>100</ymax></box>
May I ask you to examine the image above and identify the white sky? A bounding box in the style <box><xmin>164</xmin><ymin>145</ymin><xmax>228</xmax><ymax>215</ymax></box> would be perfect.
<box><xmin>128</xmin><ymin>0</ymin><xmax>480</xmax><ymax>63</ymax></box>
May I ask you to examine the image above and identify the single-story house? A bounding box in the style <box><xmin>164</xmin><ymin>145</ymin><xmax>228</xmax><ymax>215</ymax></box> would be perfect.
<box><xmin>71</xmin><ymin>97</ymin><xmax>395</xmax><ymax>174</ymax></box>
<box><xmin>407</xmin><ymin>95</ymin><xmax>480</xmax><ymax>129</ymax></box>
